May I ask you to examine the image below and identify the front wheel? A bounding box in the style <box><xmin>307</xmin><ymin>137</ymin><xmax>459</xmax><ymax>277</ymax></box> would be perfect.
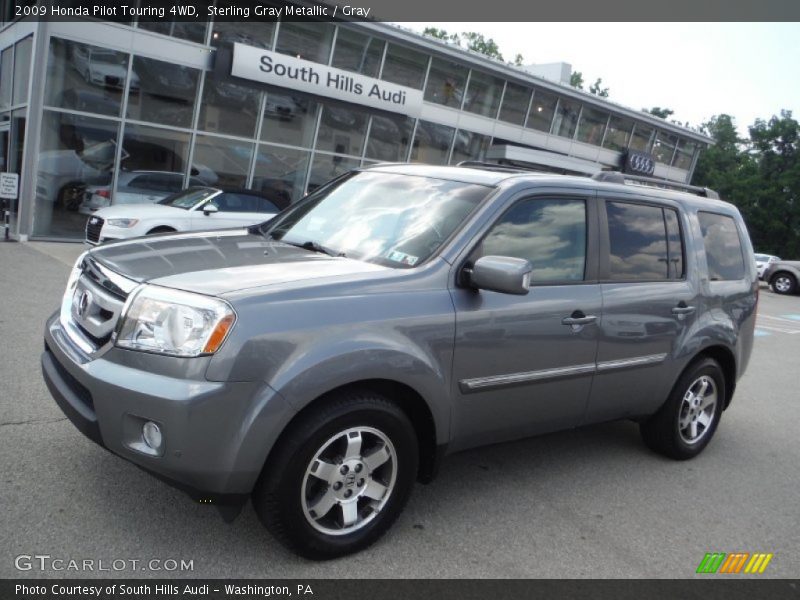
<box><xmin>640</xmin><ymin>358</ymin><xmax>725</xmax><ymax>460</ymax></box>
<box><xmin>252</xmin><ymin>390</ymin><xmax>419</xmax><ymax>559</ymax></box>
<box><xmin>770</xmin><ymin>272</ymin><xmax>797</xmax><ymax>295</ymax></box>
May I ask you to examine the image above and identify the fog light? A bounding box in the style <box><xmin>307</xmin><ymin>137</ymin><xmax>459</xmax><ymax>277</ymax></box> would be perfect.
<box><xmin>142</xmin><ymin>421</ymin><xmax>163</xmax><ymax>450</ymax></box>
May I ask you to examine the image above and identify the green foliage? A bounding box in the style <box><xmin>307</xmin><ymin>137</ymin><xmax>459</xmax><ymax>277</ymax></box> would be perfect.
<box><xmin>422</xmin><ymin>27</ymin><xmax>512</xmax><ymax>63</ymax></box>
<box><xmin>693</xmin><ymin>111</ymin><xmax>800</xmax><ymax>257</ymax></box>
<box><xmin>589</xmin><ymin>78</ymin><xmax>609</xmax><ymax>97</ymax></box>
<box><xmin>645</xmin><ymin>107</ymin><xmax>675</xmax><ymax>119</ymax></box>
<box><xmin>570</xmin><ymin>71</ymin><xmax>584</xmax><ymax>90</ymax></box>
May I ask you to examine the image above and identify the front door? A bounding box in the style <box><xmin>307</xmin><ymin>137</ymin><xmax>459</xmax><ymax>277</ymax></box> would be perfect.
<box><xmin>449</xmin><ymin>194</ymin><xmax>601</xmax><ymax>451</ymax></box>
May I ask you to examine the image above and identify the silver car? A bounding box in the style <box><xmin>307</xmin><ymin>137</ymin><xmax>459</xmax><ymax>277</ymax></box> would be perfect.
<box><xmin>42</xmin><ymin>165</ymin><xmax>757</xmax><ymax>559</ymax></box>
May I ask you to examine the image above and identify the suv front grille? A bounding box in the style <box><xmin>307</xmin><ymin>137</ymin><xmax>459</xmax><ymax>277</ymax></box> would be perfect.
<box><xmin>86</xmin><ymin>216</ymin><xmax>104</xmax><ymax>243</ymax></box>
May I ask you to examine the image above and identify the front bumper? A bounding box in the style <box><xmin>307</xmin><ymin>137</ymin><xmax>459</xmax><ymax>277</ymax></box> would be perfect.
<box><xmin>42</xmin><ymin>311</ymin><xmax>294</xmax><ymax>510</ymax></box>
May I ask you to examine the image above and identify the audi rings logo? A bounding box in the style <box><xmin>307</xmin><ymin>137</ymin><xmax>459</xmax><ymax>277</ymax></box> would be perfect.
<box><xmin>624</xmin><ymin>151</ymin><xmax>656</xmax><ymax>176</ymax></box>
<box><xmin>77</xmin><ymin>290</ymin><xmax>92</xmax><ymax>318</ymax></box>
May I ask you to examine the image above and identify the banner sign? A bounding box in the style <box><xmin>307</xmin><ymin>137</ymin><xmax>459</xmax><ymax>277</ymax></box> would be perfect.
<box><xmin>231</xmin><ymin>43</ymin><xmax>424</xmax><ymax>117</ymax></box>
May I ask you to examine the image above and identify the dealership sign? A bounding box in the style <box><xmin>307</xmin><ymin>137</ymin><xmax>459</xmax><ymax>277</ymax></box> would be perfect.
<box><xmin>231</xmin><ymin>43</ymin><xmax>423</xmax><ymax>117</ymax></box>
<box><xmin>622</xmin><ymin>150</ymin><xmax>656</xmax><ymax>177</ymax></box>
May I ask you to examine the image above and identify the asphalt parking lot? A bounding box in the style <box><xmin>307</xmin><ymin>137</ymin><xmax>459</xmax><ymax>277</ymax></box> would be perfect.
<box><xmin>1</xmin><ymin>241</ymin><xmax>798</xmax><ymax>579</ymax></box>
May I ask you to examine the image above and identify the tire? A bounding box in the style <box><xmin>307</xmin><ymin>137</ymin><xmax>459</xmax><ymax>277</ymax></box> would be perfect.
<box><xmin>252</xmin><ymin>390</ymin><xmax>419</xmax><ymax>560</ymax></box>
<box><xmin>640</xmin><ymin>357</ymin><xmax>725</xmax><ymax>460</ymax></box>
<box><xmin>770</xmin><ymin>272</ymin><xmax>797</xmax><ymax>295</ymax></box>
<box><xmin>146</xmin><ymin>226</ymin><xmax>176</xmax><ymax>235</ymax></box>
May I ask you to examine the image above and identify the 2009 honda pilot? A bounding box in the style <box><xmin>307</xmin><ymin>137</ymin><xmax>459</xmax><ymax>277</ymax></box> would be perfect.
<box><xmin>42</xmin><ymin>164</ymin><xmax>757</xmax><ymax>559</ymax></box>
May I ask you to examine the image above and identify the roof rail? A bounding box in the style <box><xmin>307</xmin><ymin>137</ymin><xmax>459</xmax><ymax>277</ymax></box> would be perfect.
<box><xmin>456</xmin><ymin>161</ymin><xmax>534</xmax><ymax>174</ymax></box>
<box><xmin>592</xmin><ymin>171</ymin><xmax>720</xmax><ymax>199</ymax></box>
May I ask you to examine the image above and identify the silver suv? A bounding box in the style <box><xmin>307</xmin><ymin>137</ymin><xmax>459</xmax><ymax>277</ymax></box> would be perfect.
<box><xmin>42</xmin><ymin>164</ymin><xmax>757</xmax><ymax>559</ymax></box>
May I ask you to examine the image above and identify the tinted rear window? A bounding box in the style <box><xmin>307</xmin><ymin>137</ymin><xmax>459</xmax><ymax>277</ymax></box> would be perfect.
<box><xmin>606</xmin><ymin>202</ymin><xmax>684</xmax><ymax>281</ymax></box>
<box><xmin>698</xmin><ymin>212</ymin><xmax>746</xmax><ymax>281</ymax></box>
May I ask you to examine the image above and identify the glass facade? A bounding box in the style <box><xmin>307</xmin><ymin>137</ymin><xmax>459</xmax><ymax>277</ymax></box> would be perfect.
<box><xmin>381</xmin><ymin>43</ymin><xmax>428</xmax><ymax>90</ymax></box>
<box><xmin>44</xmin><ymin>38</ymin><xmax>128</xmax><ymax>117</ymax></box>
<box><xmin>576</xmin><ymin>107</ymin><xmax>608</xmax><ymax>146</ymax></box>
<box><xmin>6</xmin><ymin>21</ymin><xmax>705</xmax><ymax>241</ymax></box>
<box><xmin>603</xmin><ymin>115</ymin><xmax>634</xmax><ymax>152</ymax></box>
<box><xmin>411</xmin><ymin>120</ymin><xmax>455</xmax><ymax>165</ymax></box>
<box><xmin>127</xmin><ymin>56</ymin><xmax>199</xmax><ymax>128</ymax></box>
<box><xmin>331</xmin><ymin>28</ymin><xmax>384</xmax><ymax>78</ymax></box>
<box><xmin>424</xmin><ymin>57</ymin><xmax>468</xmax><ymax>108</ymax></box>
<box><xmin>275</xmin><ymin>22</ymin><xmax>335</xmax><ymax>64</ymax></box>
<box><xmin>498</xmin><ymin>83</ymin><xmax>530</xmax><ymax>127</ymax></box>
<box><xmin>527</xmin><ymin>89</ymin><xmax>558</xmax><ymax>133</ymax></box>
<box><xmin>463</xmin><ymin>70</ymin><xmax>504</xmax><ymax>118</ymax></box>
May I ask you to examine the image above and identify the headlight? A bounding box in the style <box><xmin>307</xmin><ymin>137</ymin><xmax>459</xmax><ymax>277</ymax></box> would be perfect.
<box><xmin>116</xmin><ymin>285</ymin><xmax>235</xmax><ymax>357</ymax></box>
<box><xmin>106</xmin><ymin>218</ymin><xmax>139</xmax><ymax>228</ymax></box>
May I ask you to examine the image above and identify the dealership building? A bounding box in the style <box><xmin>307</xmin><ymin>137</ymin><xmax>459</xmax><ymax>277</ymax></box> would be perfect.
<box><xmin>0</xmin><ymin>11</ymin><xmax>713</xmax><ymax>241</ymax></box>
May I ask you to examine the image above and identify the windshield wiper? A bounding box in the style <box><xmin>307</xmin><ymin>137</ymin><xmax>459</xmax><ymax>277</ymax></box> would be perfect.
<box><xmin>281</xmin><ymin>239</ymin><xmax>345</xmax><ymax>258</ymax></box>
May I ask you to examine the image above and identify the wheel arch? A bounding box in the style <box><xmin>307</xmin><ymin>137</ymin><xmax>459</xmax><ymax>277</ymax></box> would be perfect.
<box><xmin>694</xmin><ymin>345</ymin><xmax>737</xmax><ymax>409</ymax></box>
<box><xmin>146</xmin><ymin>225</ymin><xmax>178</xmax><ymax>235</ymax></box>
<box><xmin>264</xmin><ymin>378</ymin><xmax>442</xmax><ymax>485</ymax></box>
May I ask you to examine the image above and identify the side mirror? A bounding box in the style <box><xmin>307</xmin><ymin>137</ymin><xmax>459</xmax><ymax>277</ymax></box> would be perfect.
<box><xmin>202</xmin><ymin>204</ymin><xmax>219</xmax><ymax>216</ymax></box>
<box><xmin>469</xmin><ymin>256</ymin><xmax>532</xmax><ymax>295</ymax></box>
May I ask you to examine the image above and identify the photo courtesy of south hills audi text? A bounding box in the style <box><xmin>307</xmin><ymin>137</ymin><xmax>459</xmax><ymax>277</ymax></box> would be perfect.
<box><xmin>32</xmin><ymin>3</ymin><xmax>372</xmax><ymax>18</ymax></box>
<box><xmin>14</xmin><ymin>584</ymin><xmax>315</xmax><ymax>597</ymax></box>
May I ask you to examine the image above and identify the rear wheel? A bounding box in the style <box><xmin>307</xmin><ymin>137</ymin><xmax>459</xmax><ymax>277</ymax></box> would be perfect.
<box><xmin>252</xmin><ymin>390</ymin><xmax>418</xmax><ymax>560</ymax></box>
<box><xmin>640</xmin><ymin>357</ymin><xmax>725</xmax><ymax>460</ymax></box>
<box><xmin>770</xmin><ymin>272</ymin><xmax>797</xmax><ymax>295</ymax></box>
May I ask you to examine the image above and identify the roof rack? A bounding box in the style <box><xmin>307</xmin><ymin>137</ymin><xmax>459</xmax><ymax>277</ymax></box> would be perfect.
<box><xmin>592</xmin><ymin>171</ymin><xmax>719</xmax><ymax>199</ymax></box>
<box><xmin>456</xmin><ymin>161</ymin><xmax>533</xmax><ymax>174</ymax></box>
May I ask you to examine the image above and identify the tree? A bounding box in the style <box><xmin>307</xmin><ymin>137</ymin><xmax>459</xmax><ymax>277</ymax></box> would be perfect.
<box><xmin>692</xmin><ymin>112</ymin><xmax>800</xmax><ymax>257</ymax></box>
<box><xmin>422</xmin><ymin>27</ymin><xmax>510</xmax><ymax>63</ymax></box>
<box><xmin>589</xmin><ymin>77</ymin><xmax>609</xmax><ymax>97</ymax></box>
<box><xmin>645</xmin><ymin>107</ymin><xmax>675</xmax><ymax>119</ymax></box>
<box><xmin>747</xmin><ymin>111</ymin><xmax>800</xmax><ymax>256</ymax></box>
<box><xmin>569</xmin><ymin>71</ymin><xmax>584</xmax><ymax>90</ymax></box>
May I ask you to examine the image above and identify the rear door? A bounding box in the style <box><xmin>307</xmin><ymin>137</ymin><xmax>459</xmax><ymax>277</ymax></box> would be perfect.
<box><xmin>584</xmin><ymin>196</ymin><xmax>697</xmax><ymax>423</ymax></box>
<box><xmin>449</xmin><ymin>192</ymin><xmax>602</xmax><ymax>451</ymax></box>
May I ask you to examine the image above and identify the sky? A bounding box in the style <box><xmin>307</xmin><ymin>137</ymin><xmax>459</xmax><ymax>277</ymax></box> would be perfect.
<box><xmin>395</xmin><ymin>22</ymin><xmax>800</xmax><ymax>137</ymax></box>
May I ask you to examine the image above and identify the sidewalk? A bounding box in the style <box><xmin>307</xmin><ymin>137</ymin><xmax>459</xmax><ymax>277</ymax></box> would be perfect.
<box><xmin>25</xmin><ymin>241</ymin><xmax>85</xmax><ymax>266</ymax></box>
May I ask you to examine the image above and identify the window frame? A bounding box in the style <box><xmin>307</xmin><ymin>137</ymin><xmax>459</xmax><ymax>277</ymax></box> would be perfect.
<box><xmin>458</xmin><ymin>191</ymin><xmax>600</xmax><ymax>288</ymax></box>
<box><xmin>597</xmin><ymin>196</ymin><xmax>688</xmax><ymax>284</ymax></box>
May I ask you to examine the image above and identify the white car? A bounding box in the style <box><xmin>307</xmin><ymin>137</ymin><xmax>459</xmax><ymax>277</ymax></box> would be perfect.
<box><xmin>85</xmin><ymin>186</ymin><xmax>289</xmax><ymax>245</ymax></box>
<box><xmin>78</xmin><ymin>171</ymin><xmax>211</xmax><ymax>216</ymax></box>
<box><xmin>755</xmin><ymin>253</ymin><xmax>781</xmax><ymax>280</ymax></box>
<box><xmin>71</xmin><ymin>45</ymin><xmax>140</xmax><ymax>91</ymax></box>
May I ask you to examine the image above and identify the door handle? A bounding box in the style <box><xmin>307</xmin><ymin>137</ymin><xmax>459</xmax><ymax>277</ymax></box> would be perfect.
<box><xmin>562</xmin><ymin>311</ymin><xmax>598</xmax><ymax>326</ymax></box>
<box><xmin>671</xmin><ymin>303</ymin><xmax>696</xmax><ymax>315</ymax></box>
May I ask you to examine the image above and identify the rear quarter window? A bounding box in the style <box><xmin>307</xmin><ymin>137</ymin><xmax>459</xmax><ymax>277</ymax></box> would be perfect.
<box><xmin>697</xmin><ymin>211</ymin><xmax>746</xmax><ymax>281</ymax></box>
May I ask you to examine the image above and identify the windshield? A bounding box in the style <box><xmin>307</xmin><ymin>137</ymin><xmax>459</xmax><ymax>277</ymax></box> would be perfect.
<box><xmin>157</xmin><ymin>188</ymin><xmax>218</xmax><ymax>210</ymax></box>
<box><xmin>265</xmin><ymin>171</ymin><xmax>491</xmax><ymax>268</ymax></box>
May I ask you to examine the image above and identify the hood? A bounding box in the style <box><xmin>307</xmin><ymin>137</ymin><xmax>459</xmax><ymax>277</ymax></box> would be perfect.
<box><xmin>94</xmin><ymin>203</ymin><xmax>187</xmax><ymax>219</ymax></box>
<box><xmin>88</xmin><ymin>229</ymin><xmax>392</xmax><ymax>295</ymax></box>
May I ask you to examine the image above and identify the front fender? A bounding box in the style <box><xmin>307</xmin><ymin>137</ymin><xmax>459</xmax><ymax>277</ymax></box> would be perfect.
<box><xmin>268</xmin><ymin>338</ymin><xmax>451</xmax><ymax>444</ymax></box>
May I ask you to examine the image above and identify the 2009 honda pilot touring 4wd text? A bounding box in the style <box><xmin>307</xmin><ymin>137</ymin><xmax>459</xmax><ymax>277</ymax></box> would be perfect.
<box><xmin>43</xmin><ymin>164</ymin><xmax>757</xmax><ymax>559</ymax></box>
